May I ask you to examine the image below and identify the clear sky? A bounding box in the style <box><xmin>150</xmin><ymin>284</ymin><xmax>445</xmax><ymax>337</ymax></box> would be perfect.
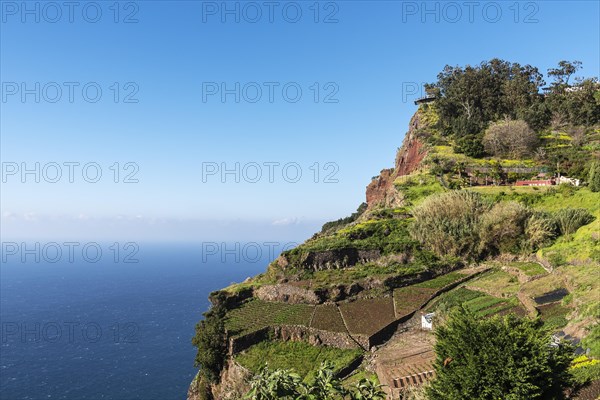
<box><xmin>1</xmin><ymin>0</ymin><xmax>599</xmax><ymax>241</ymax></box>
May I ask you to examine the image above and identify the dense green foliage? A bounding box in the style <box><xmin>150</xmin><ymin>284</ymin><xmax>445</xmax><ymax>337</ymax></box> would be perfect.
<box><xmin>236</xmin><ymin>341</ymin><xmax>362</xmax><ymax>382</ymax></box>
<box><xmin>321</xmin><ymin>203</ymin><xmax>368</xmax><ymax>234</ymax></box>
<box><xmin>409</xmin><ymin>191</ymin><xmax>489</xmax><ymax>259</ymax></box>
<box><xmin>428</xmin><ymin>308</ymin><xmax>573</xmax><ymax>399</ymax></box>
<box><xmin>410</xmin><ymin>190</ymin><xmax>594</xmax><ymax>260</ymax></box>
<box><xmin>425</xmin><ymin>59</ymin><xmax>599</xmax><ymax>158</ymax></box>
<box><xmin>553</xmin><ymin>208</ymin><xmax>595</xmax><ymax>236</ymax></box>
<box><xmin>244</xmin><ymin>362</ymin><xmax>385</xmax><ymax>400</ymax></box>
<box><xmin>192</xmin><ymin>305</ymin><xmax>227</xmax><ymax>383</ymax></box>
<box><xmin>588</xmin><ymin>161</ymin><xmax>600</xmax><ymax>192</ymax></box>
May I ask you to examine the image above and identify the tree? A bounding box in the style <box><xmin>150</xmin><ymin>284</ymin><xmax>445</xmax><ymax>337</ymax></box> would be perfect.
<box><xmin>192</xmin><ymin>305</ymin><xmax>227</xmax><ymax>384</ymax></box>
<box><xmin>548</xmin><ymin>60</ymin><xmax>582</xmax><ymax>86</ymax></box>
<box><xmin>479</xmin><ymin>201</ymin><xmax>530</xmax><ymax>256</ymax></box>
<box><xmin>483</xmin><ymin>119</ymin><xmax>539</xmax><ymax>159</ymax></box>
<box><xmin>428</xmin><ymin>308</ymin><xmax>573</xmax><ymax>400</ymax></box>
<box><xmin>588</xmin><ymin>161</ymin><xmax>600</xmax><ymax>192</ymax></box>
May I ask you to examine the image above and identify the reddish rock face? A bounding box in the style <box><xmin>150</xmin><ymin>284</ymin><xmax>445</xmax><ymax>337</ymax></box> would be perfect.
<box><xmin>366</xmin><ymin>169</ymin><xmax>395</xmax><ymax>207</ymax></box>
<box><xmin>365</xmin><ymin>111</ymin><xmax>428</xmax><ymax>208</ymax></box>
<box><xmin>395</xmin><ymin>134</ymin><xmax>426</xmax><ymax>177</ymax></box>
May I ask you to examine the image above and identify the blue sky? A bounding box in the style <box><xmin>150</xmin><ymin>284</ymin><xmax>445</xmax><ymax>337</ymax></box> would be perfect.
<box><xmin>1</xmin><ymin>0</ymin><xmax>599</xmax><ymax>241</ymax></box>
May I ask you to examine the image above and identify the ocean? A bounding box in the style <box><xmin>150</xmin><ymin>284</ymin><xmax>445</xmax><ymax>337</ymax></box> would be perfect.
<box><xmin>0</xmin><ymin>243</ymin><xmax>267</xmax><ymax>400</ymax></box>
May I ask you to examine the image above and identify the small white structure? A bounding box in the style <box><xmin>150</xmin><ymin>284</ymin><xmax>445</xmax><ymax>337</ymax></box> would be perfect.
<box><xmin>557</xmin><ymin>176</ymin><xmax>580</xmax><ymax>186</ymax></box>
<box><xmin>421</xmin><ymin>312</ymin><xmax>435</xmax><ymax>330</ymax></box>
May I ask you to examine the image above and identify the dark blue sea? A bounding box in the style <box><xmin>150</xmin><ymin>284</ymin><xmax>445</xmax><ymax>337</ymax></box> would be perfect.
<box><xmin>0</xmin><ymin>243</ymin><xmax>268</xmax><ymax>400</ymax></box>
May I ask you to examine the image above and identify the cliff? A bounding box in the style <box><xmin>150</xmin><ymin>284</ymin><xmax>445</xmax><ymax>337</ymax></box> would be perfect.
<box><xmin>365</xmin><ymin>111</ymin><xmax>428</xmax><ymax>209</ymax></box>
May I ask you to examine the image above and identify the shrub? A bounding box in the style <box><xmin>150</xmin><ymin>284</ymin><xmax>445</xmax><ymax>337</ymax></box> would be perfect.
<box><xmin>479</xmin><ymin>201</ymin><xmax>531</xmax><ymax>255</ymax></box>
<box><xmin>570</xmin><ymin>356</ymin><xmax>600</xmax><ymax>385</ymax></box>
<box><xmin>410</xmin><ymin>191</ymin><xmax>489</xmax><ymax>260</ymax></box>
<box><xmin>553</xmin><ymin>208</ymin><xmax>595</xmax><ymax>236</ymax></box>
<box><xmin>244</xmin><ymin>362</ymin><xmax>385</xmax><ymax>400</ymax></box>
<box><xmin>428</xmin><ymin>308</ymin><xmax>573</xmax><ymax>400</ymax></box>
<box><xmin>192</xmin><ymin>305</ymin><xmax>227</xmax><ymax>383</ymax></box>
<box><xmin>483</xmin><ymin>118</ymin><xmax>540</xmax><ymax>158</ymax></box>
<box><xmin>588</xmin><ymin>161</ymin><xmax>600</xmax><ymax>192</ymax></box>
<box><xmin>526</xmin><ymin>211</ymin><xmax>558</xmax><ymax>250</ymax></box>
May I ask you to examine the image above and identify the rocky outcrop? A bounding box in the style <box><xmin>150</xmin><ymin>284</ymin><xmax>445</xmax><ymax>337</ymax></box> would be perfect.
<box><xmin>213</xmin><ymin>361</ymin><xmax>252</xmax><ymax>400</ymax></box>
<box><xmin>301</xmin><ymin>249</ymin><xmax>382</xmax><ymax>270</ymax></box>
<box><xmin>255</xmin><ymin>284</ymin><xmax>321</xmax><ymax>304</ymax></box>
<box><xmin>277</xmin><ymin>248</ymin><xmax>382</xmax><ymax>272</ymax></box>
<box><xmin>366</xmin><ymin>111</ymin><xmax>428</xmax><ymax>208</ymax></box>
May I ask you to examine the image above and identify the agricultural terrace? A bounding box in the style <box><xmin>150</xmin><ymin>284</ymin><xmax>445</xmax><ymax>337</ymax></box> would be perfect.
<box><xmin>225</xmin><ymin>300</ymin><xmax>314</xmax><ymax>336</ymax></box>
<box><xmin>310</xmin><ymin>304</ymin><xmax>347</xmax><ymax>333</ymax></box>
<box><xmin>338</xmin><ymin>297</ymin><xmax>396</xmax><ymax>336</ymax></box>
<box><xmin>235</xmin><ymin>340</ymin><xmax>362</xmax><ymax>383</ymax></box>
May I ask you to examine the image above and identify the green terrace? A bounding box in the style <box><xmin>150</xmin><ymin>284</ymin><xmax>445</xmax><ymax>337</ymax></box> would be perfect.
<box><xmin>427</xmin><ymin>287</ymin><xmax>524</xmax><ymax>318</ymax></box>
<box><xmin>224</xmin><ymin>269</ymin><xmax>479</xmax><ymax>342</ymax></box>
<box><xmin>234</xmin><ymin>340</ymin><xmax>363</xmax><ymax>383</ymax></box>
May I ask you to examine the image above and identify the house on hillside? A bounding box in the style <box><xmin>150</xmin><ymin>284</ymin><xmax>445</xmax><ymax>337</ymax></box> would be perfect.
<box><xmin>515</xmin><ymin>179</ymin><xmax>555</xmax><ymax>187</ymax></box>
<box><xmin>557</xmin><ymin>176</ymin><xmax>581</xmax><ymax>186</ymax></box>
<box><xmin>421</xmin><ymin>313</ymin><xmax>435</xmax><ymax>330</ymax></box>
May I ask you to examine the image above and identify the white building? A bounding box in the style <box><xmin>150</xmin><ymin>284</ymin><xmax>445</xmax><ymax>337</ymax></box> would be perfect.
<box><xmin>557</xmin><ymin>176</ymin><xmax>580</xmax><ymax>186</ymax></box>
<box><xmin>422</xmin><ymin>313</ymin><xmax>435</xmax><ymax>330</ymax></box>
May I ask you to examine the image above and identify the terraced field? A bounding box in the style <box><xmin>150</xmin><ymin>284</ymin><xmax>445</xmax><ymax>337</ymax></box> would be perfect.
<box><xmin>235</xmin><ymin>340</ymin><xmax>363</xmax><ymax>382</ymax></box>
<box><xmin>339</xmin><ymin>297</ymin><xmax>396</xmax><ymax>336</ymax></box>
<box><xmin>310</xmin><ymin>304</ymin><xmax>348</xmax><ymax>333</ymax></box>
<box><xmin>225</xmin><ymin>299</ymin><xmax>315</xmax><ymax>336</ymax></box>
<box><xmin>413</xmin><ymin>271</ymin><xmax>467</xmax><ymax>289</ymax></box>
<box><xmin>393</xmin><ymin>286</ymin><xmax>436</xmax><ymax>317</ymax></box>
<box><xmin>506</xmin><ymin>261</ymin><xmax>547</xmax><ymax>277</ymax></box>
<box><xmin>427</xmin><ymin>287</ymin><xmax>521</xmax><ymax>318</ymax></box>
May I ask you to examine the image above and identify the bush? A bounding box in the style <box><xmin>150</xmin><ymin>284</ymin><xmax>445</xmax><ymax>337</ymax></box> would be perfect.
<box><xmin>410</xmin><ymin>191</ymin><xmax>489</xmax><ymax>260</ymax></box>
<box><xmin>192</xmin><ymin>305</ymin><xmax>227</xmax><ymax>383</ymax></box>
<box><xmin>483</xmin><ymin>119</ymin><xmax>540</xmax><ymax>158</ymax></box>
<box><xmin>588</xmin><ymin>161</ymin><xmax>600</xmax><ymax>192</ymax></box>
<box><xmin>526</xmin><ymin>211</ymin><xmax>558</xmax><ymax>250</ymax></box>
<box><xmin>428</xmin><ymin>308</ymin><xmax>573</xmax><ymax>400</ymax></box>
<box><xmin>553</xmin><ymin>208</ymin><xmax>595</xmax><ymax>236</ymax></box>
<box><xmin>244</xmin><ymin>362</ymin><xmax>385</xmax><ymax>400</ymax></box>
<box><xmin>570</xmin><ymin>356</ymin><xmax>600</xmax><ymax>385</ymax></box>
<box><xmin>479</xmin><ymin>201</ymin><xmax>531</xmax><ymax>255</ymax></box>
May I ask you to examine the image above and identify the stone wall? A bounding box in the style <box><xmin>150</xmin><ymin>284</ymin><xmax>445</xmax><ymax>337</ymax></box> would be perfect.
<box><xmin>255</xmin><ymin>284</ymin><xmax>321</xmax><ymax>304</ymax></box>
<box><xmin>228</xmin><ymin>327</ymin><xmax>271</xmax><ymax>355</ymax></box>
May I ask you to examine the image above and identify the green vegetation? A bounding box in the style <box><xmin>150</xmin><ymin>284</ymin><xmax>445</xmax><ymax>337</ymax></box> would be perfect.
<box><xmin>507</xmin><ymin>261</ymin><xmax>547</xmax><ymax>276</ymax></box>
<box><xmin>309</xmin><ymin>262</ymin><xmax>426</xmax><ymax>288</ymax></box>
<box><xmin>589</xmin><ymin>161</ymin><xmax>600</xmax><ymax>192</ymax></box>
<box><xmin>413</xmin><ymin>271</ymin><xmax>466</xmax><ymax>289</ymax></box>
<box><xmin>192</xmin><ymin>305</ymin><xmax>227</xmax><ymax>384</ymax></box>
<box><xmin>411</xmin><ymin>189</ymin><xmax>596</xmax><ymax>261</ymax></box>
<box><xmin>409</xmin><ymin>191</ymin><xmax>488</xmax><ymax>260</ymax></box>
<box><xmin>225</xmin><ymin>300</ymin><xmax>314</xmax><ymax>336</ymax></box>
<box><xmin>428</xmin><ymin>308</ymin><xmax>573</xmax><ymax>399</ymax></box>
<box><xmin>394</xmin><ymin>173</ymin><xmax>445</xmax><ymax>205</ymax></box>
<box><xmin>320</xmin><ymin>203</ymin><xmax>368</xmax><ymax>234</ymax></box>
<box><xmin>236</xmin><ymin>341</ymin><xmax>362</xmax><ymax>382</ymax></box>
<box><xmin>570</xmin><ymin>355</ymin><xmax>600</xmax><ymax>385</ymax></box>
<box><xmin>244</xmin><ymin>362</ymin><xmax>384</xmax><ymax>400</ymax></box>
<box><xmin>428</xmin><ymin>285</ymin><xmax>520</xmax><ymax>318</ymax></box>
<box><xmin>537</xmin><ymin>303</ymin><xmax>570</xmax><ymax>330</ymax></box>
<box><xmin>553</xmin><ymin>208</ymin><xmax>595</xmax><ymax>236</ymax></box>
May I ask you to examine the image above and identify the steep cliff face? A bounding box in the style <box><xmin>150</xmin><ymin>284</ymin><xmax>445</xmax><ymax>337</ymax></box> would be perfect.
<box><xmin>365</xmin><ymin>111</ymin><xmax>428</xmax><ymax>208</ymax></box>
